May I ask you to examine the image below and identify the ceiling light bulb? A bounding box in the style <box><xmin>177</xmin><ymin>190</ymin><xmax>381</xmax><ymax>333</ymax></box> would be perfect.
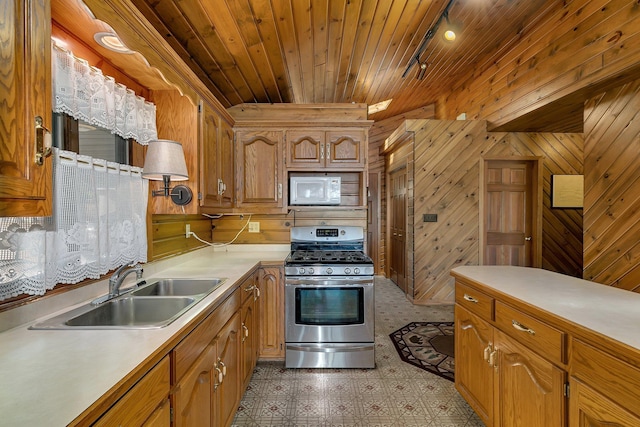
<box><xmin>94</xmin><ymin>32</ymin><xmax>133</xmax><ymax>54</ymax></box>
<box><xmin>443</xmin><ymin>30</ymin><xmax>456</xmax><ymax>42</ymax></box>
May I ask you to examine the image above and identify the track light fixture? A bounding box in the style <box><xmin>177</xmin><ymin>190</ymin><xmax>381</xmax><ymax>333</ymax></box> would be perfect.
<box><xmin>403</xmin><ymin>0</ymin><xmax>457</xmax><ymax>79</ymax></box>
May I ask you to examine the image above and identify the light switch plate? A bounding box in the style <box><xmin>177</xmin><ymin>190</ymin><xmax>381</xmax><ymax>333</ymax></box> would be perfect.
<box><xmin>248</xmin><ymin>222</ymin><xmax>260</xmax><ymax>233</ymax></box>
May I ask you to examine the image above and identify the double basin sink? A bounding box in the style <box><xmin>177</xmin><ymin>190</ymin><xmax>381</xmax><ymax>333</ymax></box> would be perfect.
<box><xmin>31</xmin><ymin>278</ymin><xmax>226</xmax><ymax>330</ymax></box>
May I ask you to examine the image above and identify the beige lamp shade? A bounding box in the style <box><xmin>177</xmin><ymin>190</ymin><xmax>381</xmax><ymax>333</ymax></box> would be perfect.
<box><xmin>142</xmin><ymin>139</ymin><xmax>189</xmax><ymax>181</ymax></box>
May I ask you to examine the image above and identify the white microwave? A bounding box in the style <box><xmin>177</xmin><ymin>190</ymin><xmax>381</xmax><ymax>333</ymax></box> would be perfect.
<box><xmin>289</xmin><ymin>176</ymin><xmax>341</xmax><ymax>205</ymax></box>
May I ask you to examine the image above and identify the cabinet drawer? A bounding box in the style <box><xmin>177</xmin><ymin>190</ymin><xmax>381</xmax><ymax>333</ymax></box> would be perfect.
<box><xmin>495</xmin><ymin>301</ymin><xmax>565</xmax><ymax>364</ymax></box>
<box><xmin>571</xmin><ymin>339</ymin><xmax>640</xmax><ymax>417</ymax></box>
<box><xmin>173</xmin><ymin>288</ymin><xmax>240</xmax><ymax>381</ymax></box>
<box><xmin>455</xmin><ymin>282</ymin><xmax>494</xmax><ymax>321</ymax></box>
<box><xmin>94</xmin><ymin>356</ymin><xmax>170</xmax><ymax>426</ymax></box>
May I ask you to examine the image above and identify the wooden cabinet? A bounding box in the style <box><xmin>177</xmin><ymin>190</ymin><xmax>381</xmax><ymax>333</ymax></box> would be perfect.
<box><xmin>240</xmin><ymin>273</ymin><xmax>259</xmax><ymax>390</ymax></box>
<box><xmin>215</xmin><ymin>310</ymin><xmax>241</xmax><ymax>427</ymax></box>
<box><xmin>286</xmin><ymin>129</ymin><xmax>366</xmax><ymax>170</ymax></box>
<box><xmin>172</xmin><ymin>344</ymin><xmax>217</xmax><ymax>426</ymax></box>
<box><xmin>454</xmin><ymin>282</ymin><xmax>566</xmax><ymax>427</ymax></box>
<box><xmin>94</xmin><ymin>356</ymin><xmax>171</xmax><ymax>427</ymax></box>
<box><xmin>494</xmin><ymin>329</ymin><xmax>566</xmax><ymax>427</ymax></box>
<box><xmin>235</xmin><ymin>130</ymin><xmax>286</xmax><ymax>213</ymax></box>
<box><xmin>0</xmin><ymin>0</ymin><xmax>53</xmax><ymax>217</ymax></box>
<box><xmin>569</xmin><ymin>339</ymin><xmax>640</xmax><ymax>426</ymax></box>
<box><xmin>454</xmin><ymin>304</ymin><xmax>494</xmax><ymax>425</ymax></box>
<box><xmin>200</xmin><ymin>100</ymin><xmax>234</xmax><ymax>211</ymax></box>
<box><xmin>453</xmin><ymin>270</ymin><xmax>640</xmax><ymax>427</ymax></box>
<box><xmin>569</xmin><ymin>380</ymin><xmax>640</xmax><ymax>427</ymax></box>
<box><xmin>258</xmin><ymin>266</ymin><xmax>284</xmax><ymax>359</ymax></box>
<box><xmin>172</xmin><ymin>288</ymin><xmax>241</xmax><ymax>427</ymax></box>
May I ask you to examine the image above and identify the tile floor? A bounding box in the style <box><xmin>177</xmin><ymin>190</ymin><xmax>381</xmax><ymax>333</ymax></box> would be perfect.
<box><xmin>231</xmin><ymin>276</ymin><xmax>485</xmax><ymax>426</ymax></box>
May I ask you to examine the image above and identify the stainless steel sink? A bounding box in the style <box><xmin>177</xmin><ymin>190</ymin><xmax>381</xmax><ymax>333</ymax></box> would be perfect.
<box><xmin>131</xmin><ymin>278</ymin><xmax>226</xmax><ymax>297</ymax></box>
<box><xmin>64</xmin><ymin>297</ymin><xmax>196</xmax><ymax>328</ymax></box>
<box><xmin>30</xmin><ymin>277</ymin><xmax>227</xmax><ymax>330</ymax></box>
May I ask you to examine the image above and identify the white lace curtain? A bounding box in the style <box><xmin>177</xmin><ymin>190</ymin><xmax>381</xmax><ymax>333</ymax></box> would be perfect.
<box><xmin>52</xmin><ymin>45</ymin><xmax>158</xmax><ymax>144</ymax></box>
<box><xmin>0</xmin><ymin>148</ymin><xmax>148</xmax><ymax>301</ymax></box>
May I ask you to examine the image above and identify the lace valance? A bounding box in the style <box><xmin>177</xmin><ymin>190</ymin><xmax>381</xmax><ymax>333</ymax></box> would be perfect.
<box><xmin>52</xmin><ymin>45</ymin><xmax>158</xmax><ymax>144</ymax></box>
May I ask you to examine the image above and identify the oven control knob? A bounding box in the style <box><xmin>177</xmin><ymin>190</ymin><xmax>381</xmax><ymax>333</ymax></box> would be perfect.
<box><xmin>326</xmin><ymin>267</ymin><xmax>333</xmax><ymax>275</ymax></box>
<box><xmin>299</xmin><ymin>267</ymin><xmax>305</xmax><ymax>274</ymax></box>
<box><xmin>308</xmin><ymin>267</ymin><xmax>314</xmax><ymax>274</ymax></box>
<box><xmin>344</xmin><ymin>267</ymin><xmax>351</xmax><ymax>275</ymax></box>
<box><xmin>354</xmin><ymin>268</ymin><xmax>360</xmax><ymax>275</ymax></box>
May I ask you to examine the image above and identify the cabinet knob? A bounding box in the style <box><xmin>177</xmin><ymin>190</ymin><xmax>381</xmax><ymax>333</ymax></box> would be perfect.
<box><xmin>525</xmin><ymin>236</ymin><xmax>532</xmax><ymax>241</ymax></box>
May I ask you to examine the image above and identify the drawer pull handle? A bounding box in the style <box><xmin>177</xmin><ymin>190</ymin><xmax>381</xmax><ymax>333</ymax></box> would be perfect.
<box><xmin>218</xmin><ymin>360</ymin><xmax>227</xmax><ymax>376</ymax></box>
<box><xmin>489</xmin><ymin>350</ymin><xmax>498</xmax><ymax>368</ymax></box>
<box><xmin>463</xmin><ymin>294</ymin><xmax>479</xmax><ymax>304</ymax></box>
<box><xmin>483</xmin><ymin>344</ymin><xmax>491</xmax><ymax>363</ymax></box>
<box><xmin>214</xmin><ymin>367</ymin><xmax>223</xmax><ymax>389</ymax></box>
<box><xmin>244</xmin><ymin>285</ymin><xmax>255</xmax><ymax>292</ymax></box>
<box><xmin>512</xmin><ymin>320</ymin><xmax>536</xmax><ymax>335</ymax></box>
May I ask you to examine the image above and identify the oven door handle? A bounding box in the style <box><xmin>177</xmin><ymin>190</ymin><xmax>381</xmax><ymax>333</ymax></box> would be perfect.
<box><xmin>286</xmin><ymin>344</ymin><xmax>373</xmax><ymax>353</ymax></box>
<box><xmin>285</xmin><ymin>277</ymin><xmax>373</xmax><ymax>286</ymax></box>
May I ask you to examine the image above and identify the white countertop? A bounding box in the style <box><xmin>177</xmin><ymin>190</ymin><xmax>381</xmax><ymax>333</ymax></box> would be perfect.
<box><xmin>451</xmin><ymin>266</ymin><xmax>640</xmax><ymax>351</ymax></box>
<box><xmin>0</xmin><ymin>245</ymin><xmax>289</xmax><ymax>427</ymax></box>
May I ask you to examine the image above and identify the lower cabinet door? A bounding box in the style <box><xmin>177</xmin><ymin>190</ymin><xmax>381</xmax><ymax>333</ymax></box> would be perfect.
<box><xmin>216</xmin><ymin>311</ymin><xmax>241</xmax><ymax>427</ymax></box>
<box><xmin>495</xmin><ymin>330</ymin><xmax>566</xmax><ymax>427</ymax></box>
<box><xmin>454</xmin><ymin>304</ymin><xmax>495</xmax><ymax>426</ymax></box>
<box><xmin>569</xmin><ymin>379</ymin><xmax>640</xmax><ymax>427</ymax></box>
<box><xmin>173</xmin><ymin>344</ymin><xmax>217</xmax><ymax>427</ymax></box>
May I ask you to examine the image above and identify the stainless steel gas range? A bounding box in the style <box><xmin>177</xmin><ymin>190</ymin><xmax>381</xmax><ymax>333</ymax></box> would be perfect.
<box><xmin>284</xmin><ymin>226</ymin><xmax>375</xmax><ymax>368</ymax></box>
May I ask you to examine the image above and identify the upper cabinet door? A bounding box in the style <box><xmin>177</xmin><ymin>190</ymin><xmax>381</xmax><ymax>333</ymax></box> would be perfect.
<box><xmin>199</xmin><ymin>101</ymin><xmax>235</xmax><ymax>211</ymax></box>
<box><xmin>0</xmin><ymin>0</ymin><xmax>52</xmax><ymax>216</ymax></box>
<box><xmin>325</xmin><ymin>129</ymin><xmax>366</xmax><ymax>169</ymax></box>
<box><xmin>286</xmin><ymin>130</ymin><xmax>324</xmax><ymax>168</ymax></box>
<box><xmin>285</xmin><ymin>129</ymin><xmax>367</xmax><ymax>170</ymax></box>
<box><xmin>236</xmin><ymin>130</ymin><xmax>285</xmax><ymax>212</ymax></box>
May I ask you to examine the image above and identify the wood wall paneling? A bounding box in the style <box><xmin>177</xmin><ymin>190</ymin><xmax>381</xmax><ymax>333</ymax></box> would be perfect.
<box><xmin>149</xmin><ymin>90</ymin><xmax>199</xmax><ymax>215</ymax></box>
<box><xmin>583</xmin><ymin>78</ymin><xmax>640</xmax><ymax>292</ymax></box>
<box><xmin>445</xmin><ymin>0</ymin><xmax>640</xmax><ymax>132</ymax></box>
<box><xmin>385</xmin><ymin>119</ymin><xmax>583</xmax><ymax>304</ymax></box>
<box><xmin>150</xmin><ymin>215</ymin><xmax>212</xmax><ymax>260</ymax></box>
<box><xmin>210</xmin><ymin>210</ymin><xmax>367</xmax><ymax>245</ymax></box>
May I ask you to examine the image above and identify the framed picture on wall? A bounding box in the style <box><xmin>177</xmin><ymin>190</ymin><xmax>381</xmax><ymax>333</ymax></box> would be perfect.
<box><xmin>551</xmin><ymin>175</ymin><xmax>583</xmax><ymax>208</ymax></box>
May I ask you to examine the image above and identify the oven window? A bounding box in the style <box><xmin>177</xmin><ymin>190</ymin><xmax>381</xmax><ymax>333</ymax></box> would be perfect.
<box><xmin>295</xmin><ymin>287</ymin><xmax>364</xmax><ymax>325</ymax></box>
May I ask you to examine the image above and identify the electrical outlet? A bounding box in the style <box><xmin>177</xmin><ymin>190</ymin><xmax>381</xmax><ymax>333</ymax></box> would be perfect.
<box><xmin>248</xmin><ymin>222</ymin><xmax>260</xmax><ymax>233</ymax></box>
<box><xmin>185</xmin><ymin>224</ymin><xmax>191</xmax><ymax>238</ymax></box>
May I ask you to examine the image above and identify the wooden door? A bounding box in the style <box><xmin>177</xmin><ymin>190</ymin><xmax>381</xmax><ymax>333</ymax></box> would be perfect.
<box><xmin>286</xmin><ymin>130</ymin><xmax>324</xmax><ymax>168</ymax></box>
<box><xmin>215</xmin><ymin>311</ymin><xmax>241</xmax><ymax>427</ymax></box>
<box><xmin>367</xmin><ymin>172</ymin><xmax>380</xmax><ymax>274</ymax></box>
<box><xmin>172</xmin><ymin>344</ymin><xmax>217</xmax><ymax>427</ymax></box>
<box><xmin>236</xmin><ymin>130</ymin><xmax>285</xmax><ymax>212</ymax></box>
<box><xmin>495</xmin><ymin>330</ymin><xmax>566</xmax><ymax>427</ymax></box>
<box><xmin>484</xmin><ymin>160</ymin><xmax>535</xmax><ymax>267</ymax></box>
<box><xmin>455</xmin><ymin>305</ymin><xmax>495</xmax><ymax>426</ymax></box>
<box><xmin>389</xmin><ymin>167</ymin><xmax>407</xmax><ymax>292</ymax></box>
<box><xmin>326</xmin><ymin>129</ymin><xmax>366</xmax><ymax>169</ymax></box>
<box><xmin>258</xmin><ymin>266</ymin><xmax>284</xmax><ymax>358</ymax></box>
<box><xmin>0</xmin><ymin>0</ymin><xmax>52</xmax><ymax>216</ymax></box>
<box><xmin>569</xmin><ymin>379</ymin><xmax>640</xmax><ymax>427</ymax></box>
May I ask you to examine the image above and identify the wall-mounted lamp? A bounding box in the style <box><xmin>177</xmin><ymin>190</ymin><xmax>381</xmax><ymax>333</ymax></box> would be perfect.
<box><xmin>142</xmin><ymin>139</ymin><xmax>193</xmax><ymax>206</ymax></box>
<box><xmin>403</xmin><ymin>0</ymin><xmax>458</xmax><ymax>79</ymax></box>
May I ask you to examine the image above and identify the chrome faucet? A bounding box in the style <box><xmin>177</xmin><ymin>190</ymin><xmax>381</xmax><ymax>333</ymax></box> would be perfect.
<box><xmin>108</xmin><ymin>263</ymin><xmax>143</xmax><ymax>299</ymax></box>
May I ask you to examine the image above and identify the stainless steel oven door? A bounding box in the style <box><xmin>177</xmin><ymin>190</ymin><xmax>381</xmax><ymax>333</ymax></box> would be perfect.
<box><xmin>285</xmin><ymin>277</ymin><xmax>374</xmax><ymax>343</ymax></box>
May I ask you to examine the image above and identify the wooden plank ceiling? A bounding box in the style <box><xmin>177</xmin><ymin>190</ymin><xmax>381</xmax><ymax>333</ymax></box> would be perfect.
<box><xmin>123</xmin><ymin>0</ymin><xmax>560</xmax><ymax>121</ymax></box>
